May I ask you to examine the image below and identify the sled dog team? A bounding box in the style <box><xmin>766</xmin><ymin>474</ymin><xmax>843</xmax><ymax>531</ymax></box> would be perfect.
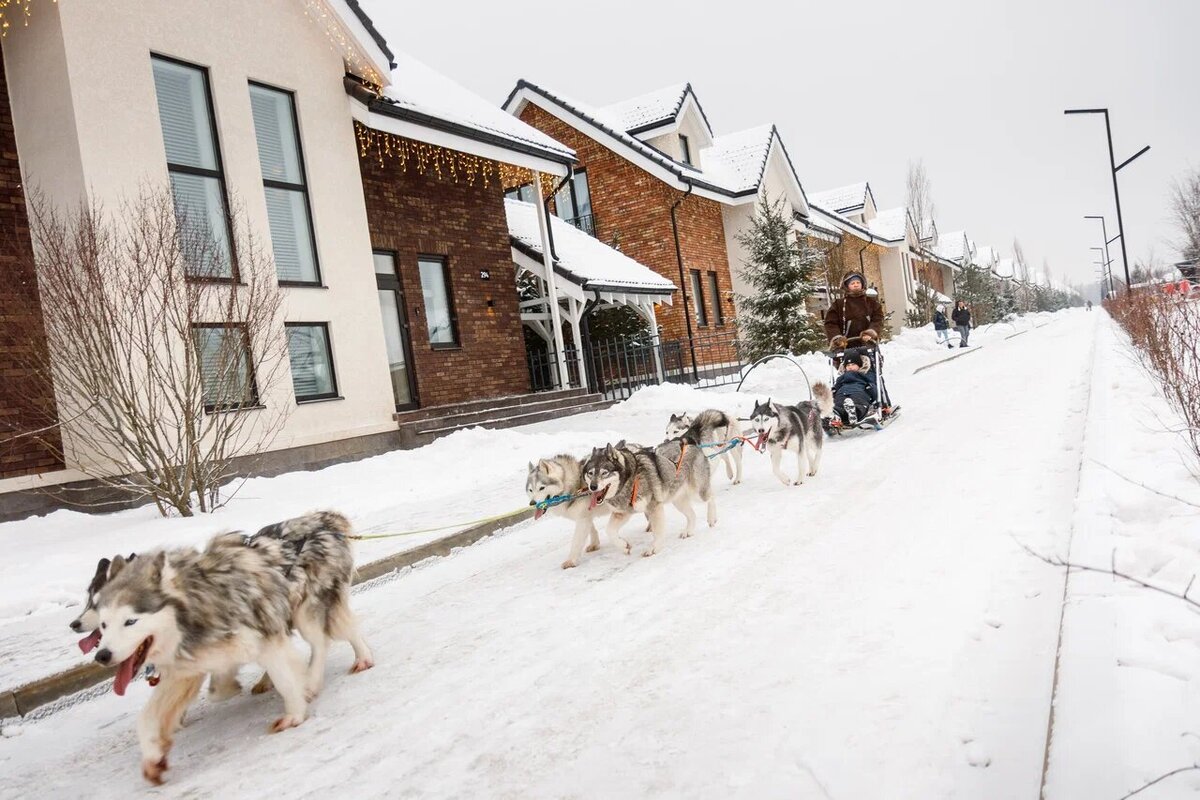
<box><xmin>527</xmin><ymin>386</ymin><xmax>833</xmax><ymax>569</ymax></box>
<box><xmin>68</xmin><ymin>391</ymin><xmax>832</xmax><ymax>784</ymax></box>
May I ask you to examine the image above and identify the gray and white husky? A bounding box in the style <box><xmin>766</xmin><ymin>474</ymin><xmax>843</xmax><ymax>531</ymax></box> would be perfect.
<box><xmin>91</xmin><ymin>533</ymin><xmax>310</xmax><ymax>785</ymax></box>
<box><xmin>526</xmin><ymin>454</ymin><xmax>604</xmax><ymax>570</ymax></box>
<box><xmin>749</xmin><ymin>383</ymin><xmax>834</xmax><ymax>487</ymax></box>
<box><xmin>665</xmin><ymin>409</ymin><xmax>744</xmax><ymax>484</ymax></box>
<box><xmin>581</xmin><ymin>439</ymin><xmax>716</xmax><ymax>557</ymax></box>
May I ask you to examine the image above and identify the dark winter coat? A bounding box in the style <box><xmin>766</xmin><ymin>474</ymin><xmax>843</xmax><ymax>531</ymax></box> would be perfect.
<box><xmin>824</xmin><ymin>290</ymin><xmax>884</xmax><ymax>341</ymax></box>
<box><xmin>933</xmin><ymin>310</ymin><xmax>949</xmax><ymax>330</ymax></box>
<box><xmin>952</xmin><ymin>306</ymin><xmax>971</xmax><ymax>327</ymax></box>
<box><xmin>832</xmin><ymin>369</ymin><xmax>874</xmax><ymax>408</ymax></box>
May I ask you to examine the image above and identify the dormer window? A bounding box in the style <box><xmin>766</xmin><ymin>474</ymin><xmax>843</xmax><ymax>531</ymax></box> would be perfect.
<box><xmin>678</xmin><ymin>134</ymin><xmax>692</xmax><ymax>165</ymax></box>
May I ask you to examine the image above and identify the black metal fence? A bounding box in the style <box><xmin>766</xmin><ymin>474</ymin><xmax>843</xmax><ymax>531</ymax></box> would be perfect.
<box><xmin>526</xmin><ymin>330</ymin><xmax>748</xmax><ymax>402</ymax></box>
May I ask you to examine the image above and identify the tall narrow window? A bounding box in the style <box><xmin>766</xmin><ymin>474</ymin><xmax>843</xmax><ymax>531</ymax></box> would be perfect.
<box><xmin>553</xmin><ymin>170</ymin><xmax>594</xmax><ymax>236</ymax></box>
<box><xmin>249</xmin><ymin>83</ymin><xmax>320</xmax><ymax>284</ymax></box>
<box><xmin>192</xmin><ymin>324</ymin><xmax>258</xmax><ymax>411</ymax></box>
<box><xmin>707</xmin><ymin>271</ymin><xmax>724</xmax><ymax>324</ymax></box>
<box><xmin>679</xmin><ymin>134</ymin><xmax>692</xmax><ymax>165</ymax></box>
<box><xmin>689</xmin><ymin>269</ymin><xmax>708</xmax><ymax>326</ymax></box>
<box><xmin>285</xmin><ymin>323</ymin><xmax>338</xmax><ymax>402</ymax></box>
<box><xmin>417</xmin><ymin>256</ymin><xmax>459</xmax><ymax>347</ymax></box>
<box><xmin>151</xmin><ymin>56</ymin><xmax>233</xmax><ymax>278</ymax></box>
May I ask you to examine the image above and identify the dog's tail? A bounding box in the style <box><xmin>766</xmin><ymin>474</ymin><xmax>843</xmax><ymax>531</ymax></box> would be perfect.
<box><xmin>810</xmin><ymin>382</ymin><xmax>834</xmax><ymax>417</ymax></box>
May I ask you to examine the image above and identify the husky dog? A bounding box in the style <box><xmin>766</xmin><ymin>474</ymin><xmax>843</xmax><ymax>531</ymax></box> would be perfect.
<box><xmin>214</xmin><ymin>511</ymin><xmax>375</xmax><ymax>701</ymax></box>
<box><xmin>581</xmin><ymin>440</ymin><xmax>716</xmax><ymax>558</ymax></box>
<box><xmin>92</xmin><ymin>534</ymin><xmax>309</xmax><ymax>784</ymax></box>
<box><xmin>666</xmin><ymin>409</ymin><xmax>744</xmax><ymax>484</ymax></box>
<box><xmin>749</xmin><ymin>383</ymin><xmax>834</xmax><ymax>487</ymax></box>
<box><xmin>526</xmin><ymin>455</ymin><xmax>604</xmax><ymax>570</ymax></box>
<box><xmin>70</xmin><ymin>553</ymin><xmax>136</xmax><ymax>653</ymax></box>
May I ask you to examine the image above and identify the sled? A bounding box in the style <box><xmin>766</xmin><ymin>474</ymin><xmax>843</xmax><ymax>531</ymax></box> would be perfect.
<box><xmin>823</xmin><ymin>336</ymin><xmax>899</xmax><ymax>437</ymax></box>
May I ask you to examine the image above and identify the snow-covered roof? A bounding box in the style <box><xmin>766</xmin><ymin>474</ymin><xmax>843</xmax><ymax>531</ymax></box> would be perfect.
<box><xmin>599</xmin><ymin>83</ymin><xmax>690</xmax><ymax>133</ymax></box>
<box><xmin>698</xmin><ymin>125</ymin><xmax>777</xmax><ymax>195</ymax></box>
<box><xmin>371</xmin><ymin>52</ymin><xmax>574</xmax><ymax>164</ymax></box>
<box><xmin>936</xmin><ymin>230</ymin><xmax>970</xmax><ymax>263</ymax></box>
<box><xmin>919</xmin><ymin>218</ymin><xmax>937</xmax><ymax>242</ymax></box>
<box><xmin>974</xmin><ymin>245</ymin><xmax>998</xmax><ymax>267</ymax></box>
<box><xmin>503</xmin><ymin>81</ymin><xmax>803</xmax><ymax>206</ymax></box>
<box><xmin>994</xmin><ymin>258</ymin><xmax>1016</xmax><ymax>279</ymax></box>
<box><xmin>504</xmin><ymin>199</ymin><xmax>676</xmax><ymax>296</ymax></box>
<box><xmin>808</xmin><ymin>205</ymin><xmax>889</xmax><ymax>245</ymax></box>
<box><xmin>808</xmin><ymin>182</ymin><xmax>870</xmax><ymax>214</ymax></box>
<box><xmin>868</xmin><ymin>208</ymin><xmax>910</xmax><ymax>242</ymax></box>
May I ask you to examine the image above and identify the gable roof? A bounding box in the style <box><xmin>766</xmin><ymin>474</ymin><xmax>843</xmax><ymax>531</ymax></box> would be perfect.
<box><xmin>807</xmin><ymin>205</ymin><xmax>891</xmax><ymax>246</ymax></box>
<box><xmin>505</xmin><ymin>199</ymin><xmax>675</xmax><ymax>296</ymax></box>
<box><xmin>936</xmin><ymin>230</ymin><xmax>970</xmax><ymax>263</ymax></box>
<box><xmin>600</xmin><ymin>83</ymin><xmax>687</xmax><ymax>133</ymax></box>
<box><xmin>809</xmin><ymin>182</ymin><xmax>872</xmax><ymax>215</ymax></box>
<box><xmin>868</xmin><ymin>207</ymin><xmax>912</xmax><ymax>243</ymax></box>
<box><xmin>503</xmin><ymin>80</ymin><xmax>803</xmax><ymax>206</ymax></box>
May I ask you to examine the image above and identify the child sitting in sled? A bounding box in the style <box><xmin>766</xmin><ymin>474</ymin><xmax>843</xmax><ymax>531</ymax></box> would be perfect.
<box><xmin>832</xmin><ymin>351</ymin><xmax>875</xmax><ymax>426</ymax></box>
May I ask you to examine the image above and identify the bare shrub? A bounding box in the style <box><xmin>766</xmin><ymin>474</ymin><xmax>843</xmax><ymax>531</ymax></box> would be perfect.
<box><xmin>19</xmin><ymin>187</ymin><xmax>290</xmax><ymax>516</ymax></box>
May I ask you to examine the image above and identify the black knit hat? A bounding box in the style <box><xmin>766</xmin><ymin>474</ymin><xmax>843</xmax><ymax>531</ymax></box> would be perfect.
<box><xmin>842</xmin><ymin>351</ymin><xmax>865</xmax><ymax>368</ymax></box>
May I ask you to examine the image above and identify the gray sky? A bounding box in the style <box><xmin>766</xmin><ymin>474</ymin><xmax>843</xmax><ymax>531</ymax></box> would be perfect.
<box><xmin>361</xmin><ymin>0</ymin><xmax>1197</xmax><ymax>290</ymax></box>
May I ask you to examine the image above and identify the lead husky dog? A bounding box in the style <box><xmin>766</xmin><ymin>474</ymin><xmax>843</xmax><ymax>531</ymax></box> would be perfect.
<box><xmin>749</xmin><ymin>383</ymin><xmax>834</xmax><ymax>487</ymax></box>
<box><xmin>526</xmin><ymin>455</ymin><xmax>604</xmax><ymax>570</ymax></box>
<box><xmin>581</xmin><ymin>439</ymin><xmax>716</xmax><ymax>557</ymax></box>
<box><xmin>92</xmin><ymin>534</ymin><xmax>309</xmax><ymax>784</ymax></box>
<box><xmin>665</xmin><ymin>409</ymin><xmax>744</xmax><ymax>484</ymax></box>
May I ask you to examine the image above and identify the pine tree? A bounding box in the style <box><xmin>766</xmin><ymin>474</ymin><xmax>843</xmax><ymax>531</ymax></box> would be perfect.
<box><xmin>953</xmin><ymin>260</ymin><xmax>1001</xmax><ymax>324</ymax></box>
<box><xmin>736</xmin><ymin>196</ymin><xmax>827</xmax><ymax>360</ymax></box>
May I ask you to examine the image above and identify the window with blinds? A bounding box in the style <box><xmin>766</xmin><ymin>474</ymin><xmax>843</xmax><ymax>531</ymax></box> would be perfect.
<box><xmin>192</xmin><ymin>325</ymin><xmax>258</xmax><ymax>411</ymax></box>
<box><xmin>689</xmin><ymin>269</ymin><xmax>708</xmax><ymax>326</ymax></box>
<box><xmin>285</xmin><ymin>324</ymin><xmax>338</xmax><ymax>402</ymax></box>
<box><xmin>249</xmin><ymin>83</ymin><xmax>320</xmax><ymax>285</ymax></box>
<box><xmin>151</xmin><ymin>56</ymin><xmax>234</xmax><ymax>279</ymax></box>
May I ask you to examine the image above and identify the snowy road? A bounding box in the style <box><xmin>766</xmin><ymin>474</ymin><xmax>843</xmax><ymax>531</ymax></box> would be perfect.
<box><xmin>2</xmin><ymin>313</ymin><xmax>1099</xmax><ymax>798</ymax></box>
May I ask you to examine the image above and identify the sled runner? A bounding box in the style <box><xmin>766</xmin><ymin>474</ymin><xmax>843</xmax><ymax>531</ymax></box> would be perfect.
<box><xmin>823</xmin><ymin>336</ymin><xmax>900</xmax><ymax>436</ymax></box>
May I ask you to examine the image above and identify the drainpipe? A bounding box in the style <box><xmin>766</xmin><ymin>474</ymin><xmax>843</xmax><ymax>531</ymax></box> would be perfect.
<box><xmin>579</xmin><ymin>288</ymin><xmax>602</xmax><ymax>393</ymax></box>
<box><xmin>670</xmin><ymin>183</ymin><xmax>699</xmax><ymax>381</ymax></box>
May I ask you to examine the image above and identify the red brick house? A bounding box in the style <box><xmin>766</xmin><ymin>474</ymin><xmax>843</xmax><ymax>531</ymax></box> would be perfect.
<box><xmin>502</xmin><ymin>81</ymin><xmax>815</xmax><ymax>356</ymax></box>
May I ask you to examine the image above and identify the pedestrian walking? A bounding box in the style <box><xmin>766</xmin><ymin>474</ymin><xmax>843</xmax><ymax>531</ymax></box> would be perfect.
<box><xmin>933</xmin><ymin>304</ymin><xmax>953</xmax><ymax>349</ymax></box>
<box><xmin>952</xmin><ymin>300</ymin><xmax>972</xmax><ymax>347</ymax></box>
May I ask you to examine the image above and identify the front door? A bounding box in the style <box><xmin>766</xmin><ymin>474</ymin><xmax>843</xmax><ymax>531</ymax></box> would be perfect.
<box><xmin>373</xmin><ymin>251</ymin><xmax>419</xmax><ymax>409</ymax></box>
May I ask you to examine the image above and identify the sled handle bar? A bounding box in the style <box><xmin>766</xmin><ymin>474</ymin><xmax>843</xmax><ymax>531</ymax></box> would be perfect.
<box><xmin>735</xmin><ymin>354</ymin><xmax>813</xmax><ymax>399</ymax></box>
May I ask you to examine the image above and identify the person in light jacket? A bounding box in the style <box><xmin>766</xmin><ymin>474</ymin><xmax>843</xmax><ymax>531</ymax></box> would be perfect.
<box><xmin>952</xmin><ymin>301</ymin><xmax>972</xmax><ymax>347</ymax></box>
<box><xmin>933</xmin><ymin>304</ymin><xmax>952</xmax><ymax>349</ymax></box>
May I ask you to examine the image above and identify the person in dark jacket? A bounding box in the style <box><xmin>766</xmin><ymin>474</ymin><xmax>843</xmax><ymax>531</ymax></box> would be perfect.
<box><xmin>824</xmin><ymin>271</ymin><xmax>883</xmax><ymax>344</ymax></box>
<box><xmin>933</xmin><ymin>304</ymin><xmax>952</xmax><ymax>349</ymax></box>
<box><xmin>832</xmin><ymin>351</ymin><xmax>875</xmax><ymax>425</ymax></box>
<box><xmin>952</xmin><ymin>300</ymin><xmax>972</xmax><ymax>347</ymax></box>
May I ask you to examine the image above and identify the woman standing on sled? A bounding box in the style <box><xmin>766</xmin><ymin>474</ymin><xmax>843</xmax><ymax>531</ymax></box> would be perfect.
<box><xmin>824</xmin><ymin>271</ymin><xmax>883</xmax><ymax>345</ymax></box>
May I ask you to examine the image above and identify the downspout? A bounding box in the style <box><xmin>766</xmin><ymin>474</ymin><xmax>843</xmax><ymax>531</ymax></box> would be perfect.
<box><xmin>579</xmin><ymin>288</ymin><xmax>602</xmax><ymax>393</ymax></box>
<box><xmin>670</xmin><ymin>183</ymin><xmax>699</xmax><ymax>381</ymax></box>
<box><xmin>541</xmin><ymin>169</ymin><xmax>573</xmax><ymax>382</ymax></box>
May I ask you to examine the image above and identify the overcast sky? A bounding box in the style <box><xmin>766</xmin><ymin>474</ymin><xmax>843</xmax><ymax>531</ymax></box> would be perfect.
<box><xmin>361</xmin><ymin>0</ymin><xmax>1197</xmax><ymax>290</ymax></box>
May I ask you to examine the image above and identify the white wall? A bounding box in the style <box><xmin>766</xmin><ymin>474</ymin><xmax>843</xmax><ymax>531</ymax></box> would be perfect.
<box><xmin>4</xmin><ymin>0</ymin><xmax>397</xmax><ymax>480</ymax></box>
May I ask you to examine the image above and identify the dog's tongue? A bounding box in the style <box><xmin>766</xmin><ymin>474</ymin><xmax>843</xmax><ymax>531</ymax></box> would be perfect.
<box><xmin>113</xmin><ymin>652</ymin><xmax>138</xmax><ymax>696</ymax></box>
<box><xmin>534</xmin><ymin>506</ymin><xmax>546</xmax><ymax>520</ymax></box>
<box><xmin>588</xmin><ymin>492</ymin><xmax>600</xmax><ymax>510</ymax></box>
<box><xmin>78</xmin><ymin>630</ymin><xmax>102</xmax><ymax>654</ymax></box>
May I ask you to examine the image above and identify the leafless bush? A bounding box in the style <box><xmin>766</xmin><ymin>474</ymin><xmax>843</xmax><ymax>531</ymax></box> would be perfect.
<box><xmin>1107</xmin><ymin>290</ymin><xmax>1200</xmax><ymax>469</ymax></box>
<box><xmin>19</xmin><ymin>187</ymin><xmax>290</xmax><ymax>516</ymax></box>
<box><xmin>1170</xmin><ymin>168</ymin><xmax>1200</xmax><ymax>262</ymax></box>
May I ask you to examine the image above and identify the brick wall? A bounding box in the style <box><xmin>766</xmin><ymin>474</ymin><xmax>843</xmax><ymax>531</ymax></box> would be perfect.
<box><xmin>0</xmin><ymin>42</ymin><xmax>62</xmax><ymax>479</ymax></box>
<box><xmin>518</xmin><ymin>105</ymin><xmax>737</xmax><ymax>351</ymax></box>
<box><xmin>916</xmin><ymin>260</ymin><xmax>946</xmax><ymax>295</ymax></box>
<box><xmin>358</xmin><ymin>136</ymin><xmax>530</xmax><ymax>408</ymax></box>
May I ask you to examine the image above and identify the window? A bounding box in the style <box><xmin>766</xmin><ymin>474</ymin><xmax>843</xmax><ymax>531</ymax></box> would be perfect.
<box><xmin>374</xmin><ymin>251</ymin><xmax>418</xmax><ymax>408</ymax></box>
<box><xmin>417</xmin><ymin>256</ymin><xmax>459</xmax><ymax>347</ymax></box>
<box><xmin>192</xmin><ymin>325</ymin><xmax>258</xmax><ymax>411</ymax></box>
<box><xmin>689</xmin><ymin>269</ymin><xmax>708</xmax><ymax>326</ymax></box>
<box><xmin>707</xmin><ymin>271</ymin><xmax>724</xmax><ymax>324</ymax></box>
<box><xmin>249</xmin><ymin>83</ymin><xmax>320</xmax><ymax>285</ymax></box>
<box><xmin>554</xmin><ymin>170</ymin><xmax>594</xmax><ymax>235</ymax></box>
<box><xmin>152</xmin><ymin>56</ymin><xmax>233</xmax><ymax>279</ymax></box>
<box><xmin>285</xmin><ymin>323</ymin><xmax>338</xmax><ymax>402</ymax></box>
<box><xmin>679</xmin><ymin>134</ymin><xmax>692</xmax><ymax>165</ymax></box>
<box><xmin>504</xmin><ymin>184</ymin><xmax>537</xmax><ymax>204</ymax></box>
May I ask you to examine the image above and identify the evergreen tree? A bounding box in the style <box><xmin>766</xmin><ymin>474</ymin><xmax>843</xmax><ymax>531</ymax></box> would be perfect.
<box><xmin>953</xmin><ymin>260</ymin><xmax>1001</xmax><ymax>324</ymax></box>
<box><xmin>736</xmin><ymin>196</ymin><xmax>827</xmax><ymax>360</ymax></box>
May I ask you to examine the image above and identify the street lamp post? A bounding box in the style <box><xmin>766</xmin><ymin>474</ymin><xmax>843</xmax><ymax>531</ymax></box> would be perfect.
<box><xmin>1090</xmin><ymin>246</ymin><xmax>1114</xmax><ymax>298</ymax></box>
<box><xmin>1065</xmin><ymin>108</ymin><xmax>1150</xmax><ymax>293</ymax></box>
<box><xmin>1083</xmin><ymin>215</ymin><xmax>1115</xmax><ymax>295</ymax></box>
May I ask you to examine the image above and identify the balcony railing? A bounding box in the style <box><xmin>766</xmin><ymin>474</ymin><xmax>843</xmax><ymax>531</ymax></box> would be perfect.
<box><xmin>563</xmin><ymin>213</ymin><xmax>597</xmax><ymax>238</ymax></box>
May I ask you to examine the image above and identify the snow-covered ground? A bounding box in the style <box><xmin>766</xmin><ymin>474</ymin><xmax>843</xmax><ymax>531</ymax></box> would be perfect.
<box><xmin>5</xmin><ymin>309</ymin><xmax>1185</xmax><ymax>799</ymax></box>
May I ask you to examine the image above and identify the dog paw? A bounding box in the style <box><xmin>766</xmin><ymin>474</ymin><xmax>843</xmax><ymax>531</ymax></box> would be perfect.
<box><xmin>678</xmin><ymin>531</ymin><xmax>691</xmax><ymax>539</ymax></box>
<box><xmin>142</xmin><ymin>757</ymin><xmax>168</xmax><ymax>785</ymax></box>
<box><xmin>621</xmin><ymin>542</ymin><xmax>632</xmax><ymax>556</ymax></box>
<box><xmin>561</xmin><ymin>558</ymin><xmax>578</xmax><ymax>570</ymax></box>
<box><xmin>641</xmin><ymin>548</ymin><xmax>657</xmax><ymax>557</ymax></box>
<box><xmin>269</xmin><ymin>715</ymin><xmax>305</xmax><ymax>733</ymax></box>
<box><xmin>808</xmin><ymin>470</ymin><xmax>818</xmax><ymax>477</ymax></box>
<box><xmin>585</xmin><ymin>543</ymin><xmax>599</xmax><ymax>553</ymax></box>
<box><xmin>350</xmin><ymin>658</ymin><xmax>374</xmax><ymax>674</ymax></box>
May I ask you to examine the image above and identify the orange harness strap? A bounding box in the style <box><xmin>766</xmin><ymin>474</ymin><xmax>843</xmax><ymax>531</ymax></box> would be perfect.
<box><xmin>631</xmin><ymin>475</ymin><xmax>640</xmax><ymax>506</ymax></box>
<box><xmin>675</xmin><ymin>441</ymin><xmax>688</xmax><ymax>475</ymax></box>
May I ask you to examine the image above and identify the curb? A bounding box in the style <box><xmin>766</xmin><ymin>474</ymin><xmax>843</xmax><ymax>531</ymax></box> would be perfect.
<box><xmin>0</xmin><ymin>507</ymin><xmax>534</xmax><ymax>720</ymax></box>
<box><xmin>911</xmin><ymin>346</ymin><xmax>981</xmax><ymax>374</ymax></box>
